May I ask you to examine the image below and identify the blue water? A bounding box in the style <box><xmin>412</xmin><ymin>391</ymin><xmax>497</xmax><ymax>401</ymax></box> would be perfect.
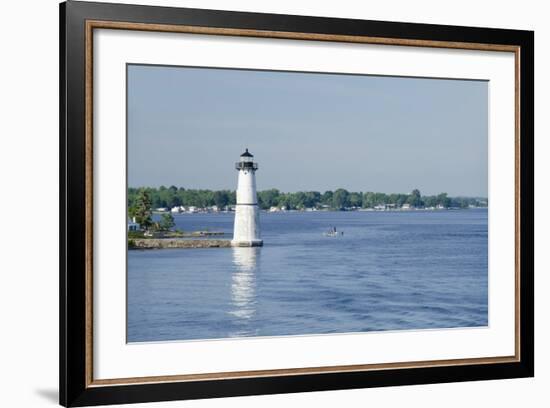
<box><xmin>127</xmin><ymin>209</ymin><xmax>488</xmax><ymax>342</ymax></box>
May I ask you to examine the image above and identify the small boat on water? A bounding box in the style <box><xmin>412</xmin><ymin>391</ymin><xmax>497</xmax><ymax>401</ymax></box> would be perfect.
<box><xmin>323</xmin><ymin>227</ymin><xmax>344</xmax><ymax>237</ymax></box>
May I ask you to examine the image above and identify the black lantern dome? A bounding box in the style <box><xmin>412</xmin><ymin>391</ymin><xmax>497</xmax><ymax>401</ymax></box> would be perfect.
<box><xmin>240</xmin><ymin>148</ymin><xmax>253</xmax><ymax>158</ymax></box>
<box><xmin>236</xmin><ymin>148</ymin><xmax>258</xmax><ymax>170</ymax></box>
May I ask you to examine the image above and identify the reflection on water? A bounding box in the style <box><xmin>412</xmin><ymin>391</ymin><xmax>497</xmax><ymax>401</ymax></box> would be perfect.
<box><xmin>229</xmin><ymin>247</ymin><xmax>260</xmax><ymax>331</ymax></box>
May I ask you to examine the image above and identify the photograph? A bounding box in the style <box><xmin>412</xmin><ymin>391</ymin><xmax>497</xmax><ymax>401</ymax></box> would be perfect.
<box><xmin>126</xmin><ymin>64</ymin><xmax>489</xmax><ymax>343</ymax></box>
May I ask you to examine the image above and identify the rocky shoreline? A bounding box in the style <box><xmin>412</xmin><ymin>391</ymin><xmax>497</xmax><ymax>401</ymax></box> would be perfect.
<box><xmin>129</xmin><ymin>238</ymin><xmax>232</xmax><ymax>250</ymax></box>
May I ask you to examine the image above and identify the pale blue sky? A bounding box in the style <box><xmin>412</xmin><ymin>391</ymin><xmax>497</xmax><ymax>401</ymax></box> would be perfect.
<box><xmin>128</xmin><ymin>64</ymin><xmax>488</xmax><ymax>197</ymax></box>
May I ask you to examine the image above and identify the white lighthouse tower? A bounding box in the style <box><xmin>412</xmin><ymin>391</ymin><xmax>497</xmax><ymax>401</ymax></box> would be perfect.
<box><xmin>232</xmin><ymin>148</ymin><xmax>263</xmax><ymax>247</ymax></box>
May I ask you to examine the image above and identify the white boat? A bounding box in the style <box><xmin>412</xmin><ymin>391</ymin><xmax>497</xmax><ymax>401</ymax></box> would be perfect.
<box><xmin>323</xmin><ymin>227</ymin><xmax>344</xmax><ymax>237</ymax></box>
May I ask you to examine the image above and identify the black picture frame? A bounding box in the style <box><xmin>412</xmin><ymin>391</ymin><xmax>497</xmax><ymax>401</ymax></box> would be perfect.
<box><xmin>60</xmin><ymin>1</ymin><xmax>534</xmax><ymax>406</ymax></box>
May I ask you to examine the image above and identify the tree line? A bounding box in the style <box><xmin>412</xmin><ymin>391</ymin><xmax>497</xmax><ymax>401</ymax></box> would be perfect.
<box><xmin>128</xmin><ymin>186</ymin><xmax>487</xmax><ymax>212</ymax></box>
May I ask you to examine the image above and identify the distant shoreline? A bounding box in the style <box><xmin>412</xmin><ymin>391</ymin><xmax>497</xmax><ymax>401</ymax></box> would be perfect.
<box><xmin>129</xmin><ymin>186</ymin><xmax>487</xmax><ymax>215</ymax></box>
<box><xmin>151</xmin><ymin>206</ymin><xmax>487</xmax><ymax>215</ymax></box>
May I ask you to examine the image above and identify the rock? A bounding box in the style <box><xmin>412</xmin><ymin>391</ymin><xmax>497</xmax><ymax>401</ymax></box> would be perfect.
<box><xmin>130</xmin><ymin>239</ymin><xmax>232</xmax><ymax>249</ymax></box>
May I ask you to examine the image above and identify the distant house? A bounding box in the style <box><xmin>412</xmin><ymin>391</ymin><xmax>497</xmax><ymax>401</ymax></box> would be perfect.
<box><xmin>128</xmin><ymin>217</ymin><xmax>140</xmax><ymax>231</ymax></box>
<box><xmin>401</xmin><ymin>203</ymin><xmax>411</xmax><ymax>210</ymax></box>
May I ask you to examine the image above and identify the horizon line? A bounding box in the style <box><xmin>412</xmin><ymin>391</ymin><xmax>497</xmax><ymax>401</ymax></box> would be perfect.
<box><xmin>127</xmin><ymin>185</ymin><xmax>488</xmax><ymax>199</ymax></box>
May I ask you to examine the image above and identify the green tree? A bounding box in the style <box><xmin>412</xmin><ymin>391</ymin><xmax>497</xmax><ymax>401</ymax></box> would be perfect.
<box><xmin>320</xmin><ymin>191</ymin><xmax>333</xmax><ymax>207</ymax></box>
<box><xmin>332</xmin><ymin>189</ymin><xmax>350</xmax><ymax>210</ymax></box>
<box><xmin>407</xmin><ymin>189</ymin><xmax>423</xmax><ymax>208</ymax></box>
<box><xmin>373</xmin><ymin>192</ymin><xmax>388</xmax><ymax>205</ymax></box>
<box><xmin>362</xmin><ymin>191</ymin><xmax>375</xmax><ymax>208</ymax></box>
<box><xmin>213</xmin><ymin>190</ymin><xmax>230</xmax><ymax>209</ymax></box>
<box><xmin>396</xmin><ymin>194</ymin><xmax>408</xmax><ymax>207</ymax></box>
<box><xmin>132</xmin><ymin>189</ymin><xmax>153</xmax><ymax>230</ymax></box>
<box><xmin>159</xmin><ymin>212</ymin><xmax>175</xmax><ymax>231</ymax></box>
<box><xmin>258</xmin><ymin>189</ymin><xmax>280</xmax><ymax>209</ymax></box>
<box><xmin>423</xmin><ymin>195</ymin><xmax>437</xmax><ymax>207</ymax></box>
<box><xmin>277</xmin><ymin>193</ymin><xmax>291</xmax><ymax>210</ymax></box>
<box><xmin>304</xmin><ymin>191</ymin><xmax>321</xmax><ymax>208</ymax></box>
<box><xmin>289</xmin><ymin>192</ymin><xmax>307</xmax><ymax>209</ymax></box>
<box><xmin>349</xmin><ymin>192</ymin><xmax>363</xmax><ymax>208</ymax></box>
<box><xmin>436</xmin><ymin>193</ymin><xmax>451</xmax><ymax>208</ymax></box>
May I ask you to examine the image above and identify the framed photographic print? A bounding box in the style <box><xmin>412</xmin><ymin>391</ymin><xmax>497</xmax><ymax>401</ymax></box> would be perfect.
<box><xmin>59</xmin><ymin>1</ymin><xmax>534</xmax><ymax>406</ymax></box>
